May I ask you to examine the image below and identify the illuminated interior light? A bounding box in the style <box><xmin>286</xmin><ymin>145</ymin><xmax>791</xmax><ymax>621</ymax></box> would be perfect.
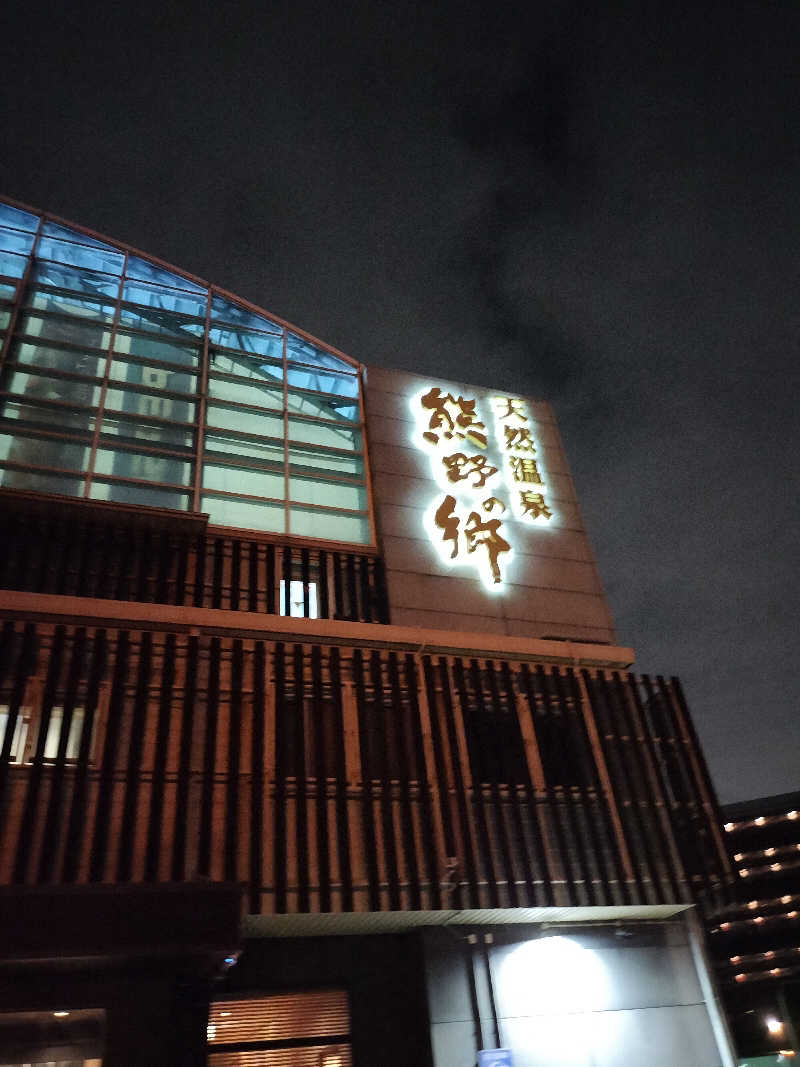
<box><xmin>748</xmin><ymin>900</ymin><xmax>759</xmax><ymax>909</ymax></box>
<box><xmin>730</xmin><ymin>955</ymin><xmax>741</xmax><ymax>963</ymax></box>
<box><xmin>764</xmin><ymin>951</ymin><xmax>775</xmax><ymax>958</ymax></box>
<box><xmin>207</xmin><ymin>1024</ymin><xmax>216</xmax><ymax>1040</ymax></box>
<box><xmin>778</xmin><ymin>1051</ymin><xmax>796</xmax><ymax>1057</ymax></box>
<box><xmin>53</xmin><ymin>1011</ymin><xmax>69</xmax><ymax>1018</ymax></box>
<box><xmin>734</xmin><ymin>853</ymin><xmax>744</xmax><ymax>861</ymax></box>
<box><xmin>720</xmin><ymin>922</ymin><xmax>731</xmax><ymax>930</ymax></box>
<box><xmin>766</xmin><ymin>1017</ymin><xmax>784</xmax><ymax>1035</ymax></box>
<box><xmin>219</xmin><ymin>1011</ymin><xmax>231</xmax><ymax>1017</ymax></box>
<box><xmin>770</xmin><ymin>967</ymin><xmax>781</xmax><ymax>975</ymax></box>
<box><xmin>755</xmin><ymin>816</ymin><xmax>766</xmax><ymax>825</ymax></box>
<box><xmin>740</xmin><ymin>868</ymin><xmax>750</xmax><ymax>876</ymax></box>
<box><xmin>734</xmin><ymin>973</ymin><xmax>746</xmax><ymax>982</ymax></box>
<box><xmin>787</xmin><ymin>811</ymin><xmax>798</xmax><ymax>820</ymax></box>
<box><xmin>724</xmin><ymin>823</ymin><xmax>735</xmax><ymax>832</ymax></box>
<box><xmin>771</xmin><ymin>863</ymin><xmax>782</xmax><ymax>871</ymax></box>
<box><xmin>765</xmin><ymin>847</ymin><xmax>776</xmax><ymax>856</ymax></box>
<box><xmin>782</xmin><ymin>896</ymin><xmax>792</xmax><ymax>903</ymax></box>
<box><xmin>754</xmin><ymin>916</ymin><xmax>764</xmax><ymax>923</ymax></box>
<box><xmin>788</xmin><ymin>911</ymin><xmax>798</xmax><ymax>918</ymax></box>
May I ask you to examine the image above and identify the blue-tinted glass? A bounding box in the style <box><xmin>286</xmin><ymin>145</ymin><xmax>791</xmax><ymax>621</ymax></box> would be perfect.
<box><xmin>89</xmin><ymin>479</ymin><xmax>189</xmax><ymax>510</ymax></box>
<box><xmin>287</xmin><ymin>388</ymin><xmax>359</xmax><ymax>422</ymax></box>
<box><xmin>286</xmin><ymin>332</ymin><xmax>355</xmax><ymax>374</ymax></box>
<box><xmin>209</xmin><ymin>326</ymin><xmax>283</xmax><ymax>360</ymax></box>
<box><xmin>285</xmin><ymin>364</ymin><xmax>358</xmax><ymax>398</ymax></box>
<box><xmin>0</xmin><ymin>466</ymin><xmax>83</xmax><ymax>496</ymax></box>
<box><xmin>122</xmin><ymin>280</ymin><xmax>207</xmax><ymax>318</ymax></box>
<box><xmin>288</xmin><ymin>417</ymin><xmax>361</xmax><ymax>452</ymax></box>
<box><xmin>32</xmin><ymin>261</ymin><xmax>120</xmax><ymax>299</ymax></box>
<box><xmin>0</xmin><ymin>203</ymin><xmax>39</xmax><ymax>231</ymax></box>
<box><xmin>210</xmin><ymin>295</ymin><xmax>282</xmax><ymax>334</ymax></box>
<box><xmin>125</xmin><ymin>255</ymin><xmax>207</xmax><ymax>295</ymax></box>
<box><xmin>0</xmin><ymin>283</ymin><xmax>16</xmax><ymax>300</ymax></box>
<box><xmin>0</xmin><ymin>226</ymin><xmax>35</xmax><ymax>255</ymax></box>
<box><xmin>37</xmin><ymin>236</ymin><xmax>125</xmax><ymax>275</ymax></box>
<box><xmin>99</xmin><ymin>414</ymin><xmax>194</xmax><ymax>449</ymax></box>
<box><xmin>16</xmin><ymin>312</ymin><xmax>112</xmax><ymax>350</ymax></box>
<box><xmin>0</xmin><ymin>250</ymin><xmax>27</xmax><ymax>279</ymax></box>
<box><xmin>11</xmin><ymin>341</ymin><xmax>105</xmax><ymax>380</ymax></box>
<box><xmin>0</xmin><ymin>309</ymin><xmax>9</xmax><ymax>330</ymax></box>
<box><xmin>110</xmin><ymin>359</ymin><xmax>197</xmax><ymax>394</ymax></box>
<box><xmin>289</xmin><ymin>445</ymin><xmax>364</xmax><ymax>477</ymax></box>
<box><xmin>118</xmin><ymin>307</ymin><xmax>205</xmax><ymax>338</ymax></box>
<box><xmin>115</xmin><ymin>331</ymin><xmax>199</xmax><ymax>368</ymax></box>
<box><xmin>289</xmin><ymin>506</ymin><xmax>370</xmax><ymax>544</ymax></box>
<box><xmin>40</xmin><ymin>221</ymin><xmax>119</xmax><ymax>251</ymax></box>
<box><xmin>210</xmin><ymin>349</ymin><xmax>282</xmax><ymax>383</ymax></box>
<box><xmin>104</xmin><ymin>387</ymin><xmax>196</xmax><ymax>423</ymax></box>
<box><xmin>26</xmin><ymin>289</ymin><xmax>116</xmax><ymax>321</ymax></box>
<box><xmin>208</xmin><ymin>373</ymin><xmax>282</xmax><ymax>409</ymax></box>
<box><xmin>205</xmin><ymin>402</ymin><xmax>283</xmax><ymax>439</ymax></box>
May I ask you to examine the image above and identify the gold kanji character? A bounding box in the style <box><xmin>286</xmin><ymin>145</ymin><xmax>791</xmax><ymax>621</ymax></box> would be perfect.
<box><xmin>420</xmin><ymin>387</ymin><xmax>487</xmax><ymax>449</ymax></box>
<box><xmin>503</xmin><ymin>425</ymin><xmax>535</xmax><ymax>453</ymax></box>
<box><xmin>464</xmin><ymin>510</ymin><xmax>511</xmax><ymax>584</ymax></box>
<box><xmin>519</xmin><ymin>491</ymin><xmax>552</xmax><ymax>521</ymax></box>
<box><xmin>481</xmin><ymin>496</ymin><xmax>506</xmax><ymax>514</ymax></box>
<box><xmin>492</xmin><ymin>396</ymin><xmax>528</xmax><ymax>423</ymax></box>
<box><xmin>442</xmin><ymin>452</ymin><xmax>498</xmax><ymax>489</ymax></box>
<box><xmin>508</xmin><ymin>456</ymin><xmax>543</xmax><ymax>485</ymax></box>
<box><xmin>434</xmin><ymin>494</ymin><xmax>460</xmax><ymax>559</ymax></box>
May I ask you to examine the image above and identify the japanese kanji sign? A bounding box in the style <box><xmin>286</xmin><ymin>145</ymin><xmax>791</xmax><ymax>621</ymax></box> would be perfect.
<box><xmin>412</xmin><ymin>385</ymin><xmax>554</xmax><ymax>589</ymax></box>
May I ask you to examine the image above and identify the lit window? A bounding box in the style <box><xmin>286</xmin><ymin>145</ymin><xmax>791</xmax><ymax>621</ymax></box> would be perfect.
<box><xmin>0</xmin><ymin>705</ymin><xmax>91</xmax><ymax>763</ymax></box>
<box><xmin>279</xmin><ymin>579</ymin><xmax>319</xmax><ymax>619</ymax></box>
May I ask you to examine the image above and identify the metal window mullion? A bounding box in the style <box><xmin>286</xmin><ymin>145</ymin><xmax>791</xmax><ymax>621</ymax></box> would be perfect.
<box><xmin>192</xmin><ymin>290</ymin><xmax>212</xmax><ymax>512</ymax></box>
<box><xmin>84</xmin><ymin>252</ymin><xmax>127</xmax><ymax>497</ymax></box>
<box><xmin>0</xmin><ymin>215</ymin><xmax>44</xmax><ymax>385</ymax></box>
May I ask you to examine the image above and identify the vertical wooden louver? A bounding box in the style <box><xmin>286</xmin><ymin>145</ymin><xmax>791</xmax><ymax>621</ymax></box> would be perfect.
<box><xmin>207</xmin><ymin>990</ymin><xmax>351</xmax><ymax>1066</ymax></box>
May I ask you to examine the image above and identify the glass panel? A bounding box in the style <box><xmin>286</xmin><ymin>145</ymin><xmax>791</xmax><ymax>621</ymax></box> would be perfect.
<box><xmin>99</xmin><ymin>414</ymin><xmax>193</xmax><ymax>449</ymax></box>
<box><xmin>0</xmin><ymin>249</ymin><xmax>28</xmax><ymax>278</ymax></box>
<box><xmin>26</xmin><ymin>288</ymin><xmax>116</xmax><ymax>322</ymax></box>
<box><xmin>286</xmin><ymin>332</ymin><xmax>354</xmax><ymax>374</ymax></box>
<box><xmin>210</xmin><ymin>295</ymin><xmax>282</xmax><ymax>333</ymax></box>
<box><xmin>41</xmin><ymin>220</ymin><xmax>120</xmax><ymax>251</ymax></box>
<box><xmin>0</xmin><ymin>465</ymin><xmax>83</xmax><ymax>495</ymax></box>
<box><xmin>104</xmin><ymin>386</ymin><xmax>196</xmax><ymax>423</ymax></box>
<box><xmin>202</xmin><ymin>462</ymin><xmax>283</xmax><ymax>499</ymax></box>
<box><xmin>114</xmin><ymin>330</ymin><xmax>199</xmax><ymax>367</ymax></box>
<box><xmin>210</xmin><ymin>348</ymin><xmax>282</xmax><ymax>382</ymax></box>
<box><xmin>0</xmin><ymin>282</ymin><xmax>16</xmax><ymax>299</ymax></box>
<box><xmin>43</xmin><ymin>706</ymin><xmax>85</xmax><ymax>759</ymax></box>
<box><xmin>32</xmin><ymin>260</ymin><xmax>120</xmax><ymax>299</ymax></box>
<box><xmin>209</xmin><ymin>327</ymin><xmax>283</xmax><ymax>359</ymax></box>
<box><xmin>205</xmin><ymin>401</ymin><xmax>282</xmax><ymax>438</ymax></box>
<box><xmin>204</xmin><ymin>431</ymin><xmax>283</xmax><ymax>464</ymax></box>
<box><xmin>286</xmin><ymin>363</ymin><xmax>359</xmax><ymax>398</ymax></box>
<box><xmin>109</xmin><ymin>358</ymin><xmax>197</xmax><ymax>394</ymax></box>
<box><xmin>208</xmin><ymin>373</ymin><xmax>282</xmax><ymax>409</ymax></box>
<box><xmin>90</xmin><ymin>478</ymin><xmax>190</xmax><ymax>510</ymax></box>
<box><xmin>94</xmin><ymin>447</ymin><xmax>192</xmax><ymax>484</ymax></box>
<box><xmin>280</xmin><ymin>579</ymin><xmax>319</xmax><ymax>619</ymax></box>
<box><xmin>290</xmin><ymin>476</ymin><xmax>366</xmax><ymax>511</ymax></box>
<box><xmin>0</xmin><ymin>309</ymin><xmax>10</xmax><ymax>330</ymax></box>
<box><xmin>125</xmin><ymin>254</ymin><xmax>207</xmax><ymax>294</ymax></box>
<box><xmin>202</xmin><ymin>493</ymin><xmax>284</xmax><ymax>532</ymax></box>
<box><xmin>0</xmin><ymin>430</ymin><xmax>91</xmax><ymax>471</ymax></box>
<box><xmin>289</xmin><ymin>444</ymin><xmax>364</xmax><ymax>477</ymax></box>
<box><xmin>290</xmin><ymin>505</ymin><xmax>370</xmax><ymax>544</ymax></box>
<box><xmin>118</xmin><ymin>306</ymin><xmax>205</xmax><ymax>338</ymax></box>
<box><xmin>10</xmin><ymin>341</ymin><xmax>105</xmax><ymax>379</ymax></box>
<box><xmin>288</xmin><ymin>417</ymin><xmax>361</xmax><ymax>452</ymax></box>
<box><xmin>15</xmin><ymin>312</ymin><xmax>113</xmax><ymax>349</ymax></box>
<box><xmin>1</xmin><ymin>368</ymin><xmax>102</xmax><ymax>408</ymax></box>
<box><xmin>122</xmin><ymin>279</ymin><xmax>207</xmax><ymax>318</ymax></box>
<box><xmin>0</xmin><ymin>399</ymin><xmax>96</xmax><ymax>434</ymax></box>
<box><xmin>287</xmin><ymin>387</ymin><xmax>360</xmax><ymax>422</ymax></box>
<box><xmin>0</xmin><ymin>203</ymin><xmax>39</xmax><ymax>230</ymax></box>
<box><xmin>0</xmin><ymin>225</ymin><xmax>35</xmax><ymax>255</ymax></box>
<box><xmin>37</xmin><ymin>236</ymin><xmax>125</xmax><ymax>274</ymax></box>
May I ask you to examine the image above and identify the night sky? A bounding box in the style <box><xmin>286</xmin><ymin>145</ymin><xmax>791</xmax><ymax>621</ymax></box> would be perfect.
<box><xmin>3</xmin><ymin>0</ymin><xmax>798</xmax><ymax>803</ymax></box>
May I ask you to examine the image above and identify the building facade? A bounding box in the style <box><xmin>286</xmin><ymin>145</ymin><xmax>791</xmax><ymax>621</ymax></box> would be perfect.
<box><xmin>708</xmin><ymin>792</ymin><xmax>800</xmax><ymax>1061</ymax></box>
<box><xmin>0</xmin><ymin>196</ymin><xmax>738</xmax><ymax>1066</ymax></box>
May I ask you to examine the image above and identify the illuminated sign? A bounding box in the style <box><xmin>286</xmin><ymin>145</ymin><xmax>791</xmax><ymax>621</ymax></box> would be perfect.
<box><xmin>411</xmin><ymin>386</ymin><xmax>554</xmax><ymax>589</ymax></box>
